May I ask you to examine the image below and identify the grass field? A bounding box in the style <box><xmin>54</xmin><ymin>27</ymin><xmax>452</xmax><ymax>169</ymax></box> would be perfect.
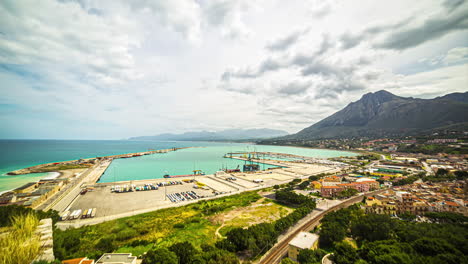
<box><xmin>54</xmin><ymin>191</ymin><xmax>274</xmax><ymax>259</ymax></box>
<box><xmin>216</xmin><ymin>198</ymin><xmax>293</xmax><ymax>236</ymax></box>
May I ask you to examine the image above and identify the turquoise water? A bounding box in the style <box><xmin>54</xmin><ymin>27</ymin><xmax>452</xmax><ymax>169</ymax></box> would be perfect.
<box><xmin>0</xmin><ymin>140</ymin><xmax>356</xmax><ymax>191</ymax></box>
<box><xmin>99</xmin><ymin>145</ymin><xmax>357</xmax><ymax>183</ymax></box>
<box><xmin>0</xmin><ymin>140</ymin><xmax>230</xmax><ymax>192</ymax></box>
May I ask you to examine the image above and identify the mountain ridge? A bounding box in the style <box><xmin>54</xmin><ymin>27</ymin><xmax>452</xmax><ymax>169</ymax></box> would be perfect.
<box><xmin>281</xmin><ymin>90</ymin><xmax>468</xmax><ymax>139</ymax></box>
<box><xmin>129</xmin><ymin>128</ymin><xmax>289</xmax><ymax>141</ymax></box>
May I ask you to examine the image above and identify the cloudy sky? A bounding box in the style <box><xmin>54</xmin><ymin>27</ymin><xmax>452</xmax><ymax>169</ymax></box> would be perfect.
<box><xmin>0</xmin><ymin>0</ymin><xmax>467</xmax><ymax>139</ymax></box>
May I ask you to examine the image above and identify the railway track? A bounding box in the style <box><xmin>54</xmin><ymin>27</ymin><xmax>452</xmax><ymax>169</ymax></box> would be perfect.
<box><xmin>258</xmin><ymin>190</ymin><xmax>386</xmax><ymax>264</ymax></box>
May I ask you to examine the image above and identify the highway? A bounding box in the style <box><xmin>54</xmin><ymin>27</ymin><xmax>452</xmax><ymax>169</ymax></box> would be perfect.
<box><xmin>258</xmin><ymin>189</ymin><xmax>386</xmax><ymax>264</ymax></box>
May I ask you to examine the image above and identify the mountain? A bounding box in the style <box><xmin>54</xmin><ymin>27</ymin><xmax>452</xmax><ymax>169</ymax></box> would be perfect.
<box><xmin>129</xmin><ymin>128</ymin><xmax>289</xmax><ymax>141</ymax></box>
<box><xmin>283</xmin><ymin>90</ymin><xmax>468</xmax><ymax>139</ymax></box>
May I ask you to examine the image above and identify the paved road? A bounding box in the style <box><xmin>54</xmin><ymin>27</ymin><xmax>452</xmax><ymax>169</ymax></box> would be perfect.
<box><xmin>322</xmin><ymin>253</ymin><xmax>333</xmax><ymax>264</ymax></box>
<box><xmin>37</xmin><ymin>160</ymin><xmax>111</xmax><ymax>212</ymax></box>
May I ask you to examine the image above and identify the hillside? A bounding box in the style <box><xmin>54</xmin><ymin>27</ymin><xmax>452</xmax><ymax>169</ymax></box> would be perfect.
<box><xmin>129</xmin><ymin>128</ymin><xmax>289</xmax><ymax>141</ymax></box>
<box><xmin>282</xmin><ymin>90</ymin><xmax>468</xmax><ymax>139</ymax></box>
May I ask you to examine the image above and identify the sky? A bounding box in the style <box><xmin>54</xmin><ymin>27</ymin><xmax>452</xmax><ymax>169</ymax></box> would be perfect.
<box><xmin>0</xmin><ymin>0</ymin><xmax>467</xmax><ymax>139</ymax></box>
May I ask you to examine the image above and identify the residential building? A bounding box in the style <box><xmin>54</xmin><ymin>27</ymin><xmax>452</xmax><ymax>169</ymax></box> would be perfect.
<box><xmin>311</xmin><ymin>181</ymin><xmax>322</xmax><ymax>189</ymax></box>
<box><xmin>321</xmin><ymin>186</ymin><xmax>343</xmax><ymax>197</ymax></box>
<box><xmin>288</xmin><ymin>232</ymin><xmax>319</xmax><ymax>261</ymax></box>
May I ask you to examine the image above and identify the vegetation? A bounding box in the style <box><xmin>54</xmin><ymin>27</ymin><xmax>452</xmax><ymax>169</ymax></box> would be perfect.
<box><xmin>54</xmin><ymin>191</ymin><xmax>263</xmax><ymax>260</ymax></box>
<box><xmin>319</xmin><ymin>205</ymin><xmax>360</xmax><ymax>248</ymax></box>
<box><xmin>215</xmin><ymin>189</ymin><xmax>316</xmax><ymax>259</ymax></box>
<box><xmin>297</xmin><ymin>248</ymin><xmax>327</xmax><ymax>264</ymax></box>
<box><xmin>0</xmin><ymin>213</ymin><xmax>41</xmax><ymax>264</ymax></box>
<box><xmin>423</xmin><ymin>169</ymin><xmax>468</xmax><ymax>182</ymax></box>
<box><xmin>336</xmin><ymin>188</ymin><xmax>358</xmax><ymax>199</ymax></box>
<box><xmin>392</xmin><ymin>175</ymin><xmax>421</xmax><ymax>186</ymax></box>
<box><xmin>275</xmin><ymin>190</ymin><xmax>314</xmax><ymax>207</ymax></box>
<box><xmin>318</xmin><ymin>207</ymin><xmax>468</xmax><ymax>264</ymax></box>
<box><xmin>357</xmin><ymin>154</ymin><xmax>379</xmax><ymax>161</ymax></box>
<box><xmin>217</xmin><ymin>200</ymin><xmax>292</xmax><ymax>236</ymax></box>
<box><xmin>298</xmin><ymin>181</ymin><xmax>311</xmax><ymax>190</ymax></box>
<box><xmin>308</xmin><ymin>175</ymin><xmax>320</xmax><ymax>181</ymax></box>
<box><xmin>0</xmin><ymin>205</ymin><xmax>60</xmax><ymax>227</ymax></box>
<box><xmin>142</xmin><ymin>242</ymin><xmax>238</xmax><ymax>264</ymax></box>
<box><xmin>424</xmin><ymin>212</ymin><xmax>468</xmax><ymax>224</ymax></box>
<box><xmin>398</xmin><ymin>144</ymin><xmax>468</xmax><ymax>155</ymax></box>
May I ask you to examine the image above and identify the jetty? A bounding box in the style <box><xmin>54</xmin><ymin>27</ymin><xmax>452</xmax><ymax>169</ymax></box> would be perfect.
<box><xmin>7</xmin><ymin>147</ymin><xmax>188</xmax><ymax>175</ymax></box>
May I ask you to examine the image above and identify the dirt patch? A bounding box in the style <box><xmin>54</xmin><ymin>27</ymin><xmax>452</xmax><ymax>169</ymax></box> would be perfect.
<box><xmin>210</xmin><ymin>197</ymin><xmax>293</xmax><ymax>238</ymax></box>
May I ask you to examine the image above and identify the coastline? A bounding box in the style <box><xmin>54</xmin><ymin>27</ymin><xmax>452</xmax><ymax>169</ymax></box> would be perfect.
<box><xmin>6</xmin><ymin>147</ymin><xmax>189</xmax><ymax>175</ymax></box>
<box><xmin>255</xmin><ymin>143</ymin><xmax>362</xmax><ymax>155</ymax></box>
<box><xmin>0</xmin><ymin>171</ymin><xmax>61</xmax><ymax>194</ymax></box>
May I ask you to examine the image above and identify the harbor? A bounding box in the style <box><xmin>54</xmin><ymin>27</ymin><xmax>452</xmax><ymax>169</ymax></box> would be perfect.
<box><xmin>55</xmin><ymin>151</ymin><xmax>349</xmax><ymax>229</ymax></box>
<box><xmin>1</xmin><ymin>144</ymin><xmax>355</xmax><ymax>229</ymax></box>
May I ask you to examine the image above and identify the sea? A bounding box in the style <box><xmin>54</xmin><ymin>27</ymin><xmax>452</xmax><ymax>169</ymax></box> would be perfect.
<box><xmin>0</xmin><ymin>140</ymin><xmax>357</xmax><ymax>192</ymax></box>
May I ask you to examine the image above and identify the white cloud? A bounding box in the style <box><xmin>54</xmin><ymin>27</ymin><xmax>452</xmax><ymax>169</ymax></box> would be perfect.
<box><xmin>443</xmin><ymin>46</ymin><xmax>468</xmax><ymax>64</ymax></box>
<box><xmin>0</xmin><ymin>0</ymin><xmax>467</xmax><ymax>139</ymax></box>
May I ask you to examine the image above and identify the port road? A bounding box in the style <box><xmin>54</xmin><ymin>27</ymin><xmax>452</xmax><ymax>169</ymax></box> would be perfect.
<box><xmin>40</xmin><ymin>160</ymin><xmax>111</xmax><ymax>212</ymax></box>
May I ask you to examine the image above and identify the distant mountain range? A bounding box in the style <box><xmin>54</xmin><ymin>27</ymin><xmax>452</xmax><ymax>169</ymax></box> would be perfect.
<box><xmin>129</xmin><ymin>128</ymin><xmax>289</xmax><ymax>141</ymax></box>
<box><xmin>279</xmin><ymin>90</ymin><xmax>468</xmax><ymax>139</ymax></box>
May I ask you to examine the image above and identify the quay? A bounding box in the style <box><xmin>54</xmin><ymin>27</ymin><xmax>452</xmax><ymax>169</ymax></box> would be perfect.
<box><xmin>1</xmin><ymin>148</ymin><xmax>187</xmax><ymax>212</ymax></box>
<box><xmin>7</xmin><ymin>147</ymin><xmax>187</xmax><ymax>175</ymax></box>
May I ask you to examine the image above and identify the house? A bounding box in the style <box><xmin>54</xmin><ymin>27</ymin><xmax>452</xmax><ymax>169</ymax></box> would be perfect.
<box><xmin>311</xmin><ymin>181</ymin><xmax>322</xmax><ymax>189</ymax></box>
<box><xmin>96</xmin><ymin>253</ymin><xmax>137</xmax><ymax>264</ymax></box>
<box><xmin>320</xmin><ymin>176</ymin><xmax>342</xmax><ymax>186</ymax></box>
<box><xmin>62</xmin><ymin>257</ymin><xmax>94</xmax><ymax>264</ymax></box>
<box><xmin>288</xmin><ymin>232</ymin><xmax>319</xmax><ymax>261</ymax></box>
<box><xmin>321</xmin><ymin>186</ymin><xmax>343</xmax><ymax>197</ymax></box>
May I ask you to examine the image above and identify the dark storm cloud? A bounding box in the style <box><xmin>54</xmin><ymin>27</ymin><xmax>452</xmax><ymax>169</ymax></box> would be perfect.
<box><xmin>376</xmin><ymin>6</ymin><xmax>468</xmax><ymax>50</ymax></box>
<box><xmin>337</xmin><ymin>1</ymin><xmax>468</xmax><ymax>51</ymax></box>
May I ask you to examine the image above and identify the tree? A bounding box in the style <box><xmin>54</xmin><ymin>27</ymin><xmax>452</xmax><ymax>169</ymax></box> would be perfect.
<box><xmin>224</xmin><ymin>228</ymin><xmax>254</xmax><ymax>252</ymax></box>
<box><xmin>351</xmin><ymin>214</ymin><xmax>394</xmax><ymax>242</ymax></box>
<box><xmin>319</xmin><ymin>222</ymin><xmax>346</xmax><ymax>247</ymax></box>
<box><xmin>424</xmin><ymin>212</ymin><xmax>468</xmax><ymax>224</ymax></box>
<box><xmin>454</xmin><ymin>170</ymin><xmax>468</xmax><ymax>180</ymax></box>
<box><xmin>200</xmin><ymin>246</ymin><xmax>238</xmax><ymax>264</ymax></box>
<box><xmin>308</xmin><ymin>176</ymin><xmax>319</xmax><ymax>181</ymax></box>
<box><xmin>95</xmin><ymin>237</ymin><xmax>114</xmax><ymax>253</ymax></box>
<box><xmin>299</xmin><ymin>181</ymin><xmax>310</xmax><ymax>190</ymax></box>
<box><xmin>411</xmin><ymin>238</ymin><xmax>458</xmax><ymax>256</ymax></box>
<box><xmin>332</xmin><ymin>242</ymin><xmax>358</xmax><ymax>264</ymax></box>
<box><xmin>280</xmin><ymin>258</ymin><xmax>296</xmax><ymax>264</ymax></box>
<box><xmin>399</xmin><ymin>212</ymin><xmax>416</xmax><ymax>221</ymax></box>
<box><xmin>297</xmin><ymin>248</ymin><xmax>326</xmax><ymax>264</ymax></box>
<box><xmin>336</xmin><ymin>188</ymin><xmax>358</xmax><ymax>199</ymax></box>
<box><xmin>436</xmin><ymin>168</ymin><xmax>449</xmax><ymax>176</ymax></box>
<box><xmin>169</xmin><ymin>242</ymin><xmax>198</xmax><ymax>264</ymax></box>
<box><xmin>143</xmin><ymin>248</ymin><xmax>178</xmax><ymax>264</ymax></box>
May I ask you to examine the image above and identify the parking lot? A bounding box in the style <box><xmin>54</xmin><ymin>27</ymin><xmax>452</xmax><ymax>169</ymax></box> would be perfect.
<box><xmin>69</xmin><ymin>180</ymin><xmax>213</xmax><ymax>218</ymax></box>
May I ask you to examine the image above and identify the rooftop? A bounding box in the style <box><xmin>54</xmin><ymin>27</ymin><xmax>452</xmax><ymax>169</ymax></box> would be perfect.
<box><xmin>289</xmin><ymin>232</ymin><xmax>319</xmax><ymax>249</ymax></box>
<box><xmin>96</xmin><ymin>253</ymin><xmax>136</xmax><ymax>264</ymax></box>
<box><xmin>62</xmin><ymin>258</ymin><xmax>86</xmax><ymax>264</ymax></box>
